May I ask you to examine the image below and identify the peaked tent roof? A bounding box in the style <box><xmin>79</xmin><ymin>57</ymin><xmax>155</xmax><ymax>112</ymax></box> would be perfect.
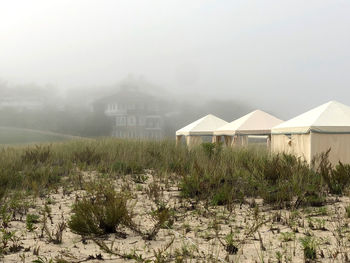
<box><xmin>272</xmin><ymin>100</ymin><xmax>350</xmax><ymax>134</ymax></box>
<box><xmin>214</xmin><ymin>110</ymin><xmax>283</xmax><ymax>136</ymax></box>
<box><xmin>176</xmin><ymin>114</ymin><xmax>228</xmax><ymax>136</ymax></box>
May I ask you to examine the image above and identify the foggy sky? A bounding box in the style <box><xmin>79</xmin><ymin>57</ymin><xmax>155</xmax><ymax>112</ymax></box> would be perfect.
<box><xmin>1</xmin><ymin>0</ymin><xmax>350</xmax><ymax>119</ymax></box>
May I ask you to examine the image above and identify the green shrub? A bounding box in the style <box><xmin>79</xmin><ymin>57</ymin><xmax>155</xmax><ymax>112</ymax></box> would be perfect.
<box><xmin>21</xmin><ymin>145</ymin><xmax>51</xmax><ymax>165</ymax></box>
<box><xmin>179</xmin><ymin>147</ymin><xmax>325</xmax><ymax>208</ymax></box>
<box><xmin>68</xmin><ymin>181</ymin><xmax>133</xmax><ymax>236</ymax></box>
<box><xmin>73</xmin><ymin>146</ymin><xmax>103</xmax><ymax>166</ymax></box>
<box><xmin>345</xmin><ymin>205</ymin><xmax>350</xmax><ymax>218</ymax></box>
<box><xmin>316</xmin><ymin>149</ymin><xmax>350</xmax><ymax>195</ymax></box>
<box><xmin>112</xmin><ymin>161</ymin><xmax>143</xmax><ymax>175</ymax></box>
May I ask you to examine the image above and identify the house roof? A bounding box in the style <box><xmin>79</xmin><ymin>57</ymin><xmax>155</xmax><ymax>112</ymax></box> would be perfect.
<box><xmin>176</xmin><ymin>114</ymin><xmax>228</xmax><ymax>136</ymax></box>
<box><xmin>214</xmin><ymin>110</ymin><xmax>283</xmax><ymax>136</ymax></box>
<box><xmin>95</xmin><ymin>86</ymin><xmax>157</xmax><ymax>105</ymax></box>
<box><xmin>272</xmin><ymin>100</ymin><xmax>350</xmax><ymax>134</ymax></box>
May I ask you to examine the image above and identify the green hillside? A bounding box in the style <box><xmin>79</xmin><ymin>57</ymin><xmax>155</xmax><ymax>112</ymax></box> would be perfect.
<box><xmin>0</xmin><ymin>126</ymin><xmax>81</xmax><ymax>145</ymax></box>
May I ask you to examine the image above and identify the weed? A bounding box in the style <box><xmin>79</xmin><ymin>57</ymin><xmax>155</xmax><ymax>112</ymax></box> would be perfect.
<box><xmin>21</xmin><ymin>145</ymin><xmax>51</xmax><ymax>165</ymax></box>
<box><xmin>300</xmin><ymin>236</ymin><xmax>318</xmax><ymax>261</ymax></box>
<box><xmin>26</xmin><ymin>214</ymin><xmax>40</xmax><ymax>232</ymax></box>
<box><xmin>144</xmin><ymin>204</ymin><xmax>174</xmax><ymax>240</ymax></box>
<box><xmin>345</xmin><ymin>205</ymin><xmax>350</xmax><ymax>218</ymax></box>
<box><xmin>69</xmin><ymin>181</ymin><xmax>133</xmax><ymax>236</ymax></box>
<box><xmin>308</xmin><ymin>218</ymin><xmax>327</xmax><ymax>231</ymax></box>
<box><xmin>224</xmin><ymin>232</ymin><xmax>238</xmax><ymax>254</ymax></box>
<box><xmin>315</xmin><ymin>149</ymin><xmax>350</xmax><ymax>195</ymax></box>
<box><xmin>280</xmin><ymin>232</ymin><xmax>295</xmax><ymax>242</ymax></box>
<box><xmin>112</xmin><ymin>161</ymin><xmax>144</xmax><ymax>175</ymax></box>
<box><xmin>32</xmin><ymin>256</ymin><xmax>54</xmax><ymax>263</ymax></box>
<box><xmin>73</xmin><ymin>146</ymin><xmax>103</xmax><ymax>166</ymax></box>
<box><xmin>275</xmin><ymin>251</ymin><xmax>283</xmax><ymax>263</ymax></box>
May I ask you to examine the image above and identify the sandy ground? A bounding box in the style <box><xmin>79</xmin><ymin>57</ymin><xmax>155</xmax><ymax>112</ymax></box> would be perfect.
<box><xmin>2</xmin><ymin>171</ymin><xmax>350</xmax><ymax>263</ymax></box>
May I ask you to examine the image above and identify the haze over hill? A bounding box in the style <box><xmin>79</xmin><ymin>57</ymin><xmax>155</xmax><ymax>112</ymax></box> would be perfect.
<box><xmin>1</xmin><ymin>0</ymin><xmax>350</xmax><ymax>138</ymax></box>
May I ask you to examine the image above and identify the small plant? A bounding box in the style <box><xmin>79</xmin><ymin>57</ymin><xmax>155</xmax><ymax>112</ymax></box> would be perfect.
<box><xmin>279</xmin><ymin>232</ymin><xmax>295</xmax><ymax>242</ymax></box>
<box><xmin>112</xmin><ymin>161</ymin><xmax>143</xmax><ymax>175</ymax></box>
<box><xmin>300</xmin><ymin>236</ymin><xmax>318</xmax><ymax>261</ymax></box>
<box><xmin>275</xmin><ymin>251</ymin><xmax>283</xmax><ymax>263</ymax></box>
<box><xmin>26</xmin><ymin>214</ymin><xmax>40</xmax><ymax>232</ymax></box>
<box><xmin>146</xmin><ymin>181</ymin><xmax>163</xmax><ymax>204</ymax></box>
<box><xmin>224</xmin><ymin>232</ymin><xmax>238</xmax><ymax>254</ymax></box>
<box><xmin>183</xmin><ymin>223</ymin><xmax>191</xmax><ymax>234</ymax></box>
<box><xmin>32</xmin><ymin>256</ymin><xmax>54</xmax><ymax>263</ymax></box>
<box><xmin>44</xmin><ymin>220</ymin><xmax>66</xmax><ymax>244</ymax></box>
<box><xmin>345</xmin><ymin>205</ymin><xmax>350</xmax><ymax>218</ymax></box>
<box><xmin>308</xmin><ymin>218</ymin><xmax>326</xmax><ymax>231</ymax></box>
<box><xmin>131</xmin><ymin>174</ymin><xmax>148</xmax><ymax>184</ymax></box>
<box><xmin>317</xmin><ymin>207</ymin><xmax>328</xmax><ymax>216</ymax></box>
<box><xmin>144</xmin><ymin>204</ymin><xmax>174</xmax><ymax>240</ymax></box>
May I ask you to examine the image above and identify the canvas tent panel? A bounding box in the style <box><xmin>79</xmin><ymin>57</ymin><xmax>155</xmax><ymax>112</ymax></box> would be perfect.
<box><xmin>271</xmin><ymin>134</ymin><xmax>311</xmax><ymax>162</ymax></box>
<box><xmin>234</xmin><ymin>135</ymin><xmax>249</xmax><ymax>147</ymax></box>
<box><xmin>272</xmin><ymin>101</ymin><xmax>350</xmax><ymax>134</ymax></box>
<box><xmin>224</xmin><ymin>135</ymin><xmax>233</xmax><ymax>147</ymax></box>
<box><xmin>292</xmin><ymin>134</ymin><xmax>311</xmax><ymax>163</ymax></box>
<box><xmin>271</xmin><ymin>134</ymin><xmax>293</xmax><ymax>155</ymax></box>
<box><xmin>215</xmin><ymin>110</ymin><xmax>283</xmax><ymax>136</ymax></box>
<box><xmin>311</xmin><ymin>133</ymin><xmax>350</xmax><ymax>165</ymax></box>
<box><xmin>176</xmin><ymin>114</ymin><xmax>228</xmax><ymax>136</ymax></box>
<box><xmin>185</xmin><ymin>135</ymin><xmax>202</xmax><ymax>148</ymax></box>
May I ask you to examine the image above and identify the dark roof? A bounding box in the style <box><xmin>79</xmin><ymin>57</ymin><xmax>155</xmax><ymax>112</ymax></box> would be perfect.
<box><xmin>95</xmin><ymin>86</ymin><xmax>157</xmax><ymax>105</ymax></box>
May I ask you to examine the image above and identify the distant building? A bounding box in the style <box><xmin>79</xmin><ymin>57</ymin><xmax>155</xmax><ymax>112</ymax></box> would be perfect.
<box><xmin>0</xmin><ymin>84</ymin><xmax>62</xmax><ymax>111</ymax></box>
<box><xmin>0</xmin><ymin>97</ymin><xmax>44</xmax><ymax>111</ymax></box>
<box><xmin>94</xmin><ymin>86</ymin><xmax>164</xmax><ymax>139</ymax></box>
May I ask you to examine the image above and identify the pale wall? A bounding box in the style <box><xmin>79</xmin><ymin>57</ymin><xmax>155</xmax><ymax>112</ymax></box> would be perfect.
<box><xmin>311</xmin><ymin>133</ymin><xmax>350</xmax><ymax>165</ymax></box>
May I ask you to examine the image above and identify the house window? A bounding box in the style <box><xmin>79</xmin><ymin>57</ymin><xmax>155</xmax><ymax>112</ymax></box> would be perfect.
<box><xmin>127</xmin><ymin>116</ymin><xmax>136</xmax><ymax>126</ymax></box>
<box><xmin>116</xmin><ymin>116</ymin><xmax>126</xmax><ymax>126</ymax></box>
<box><xmin>146</xmin><ymin>117</ymin><xmax>161</xmax><ymax>128</ymax></box>
<box><xmin>139</xmin><ymin>116</ymin><xmax>146</xmax><ymax>126</ymax></box>
<box><xmin>128</xmin><ymin>103</ymin><xmax>136</xmax><ymax>110</ymax></box>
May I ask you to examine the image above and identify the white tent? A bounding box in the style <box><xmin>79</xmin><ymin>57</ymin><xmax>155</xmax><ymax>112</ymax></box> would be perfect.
<box><xmin>214</xmin><ymin>110</ymin><xmax>283</xmax><ymax>147</ymax></box>
<box><xmin>176</xmin><ymin>114</ymin><xmax>228</xmax><ymax>147</ymax></box>
<box><xmin>271</xmin><ymin>100</ymin><xmax>350</xmax><ymax>165</ymax></box>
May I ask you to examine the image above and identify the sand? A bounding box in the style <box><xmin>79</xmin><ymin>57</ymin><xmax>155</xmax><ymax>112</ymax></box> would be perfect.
<box><xmin>2</xmin><ymin>171</ymin><xmax>350</xmax><ymax>263</ymax></box>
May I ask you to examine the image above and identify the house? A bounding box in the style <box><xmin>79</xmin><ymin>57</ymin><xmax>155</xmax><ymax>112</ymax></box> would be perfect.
<box><xmin>95</xmin><ymin>86</ymin><xmax>164</xmax><ymax>139</ymax></box>
<box><xmin>0</xmin><ymin>84</ymin><xmax>61</xmax><ymax>111</ymax></box>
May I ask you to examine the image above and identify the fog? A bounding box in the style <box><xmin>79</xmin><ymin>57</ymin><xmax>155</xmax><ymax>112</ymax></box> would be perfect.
<box><xmin>1</xmin><ymin>0</ymin><xmax>350</xmax><ymax>137</ymax></box>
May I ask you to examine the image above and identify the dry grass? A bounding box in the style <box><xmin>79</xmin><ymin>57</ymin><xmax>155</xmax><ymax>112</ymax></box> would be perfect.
<box><xmin>0</xmin><ymin>138</ymin><xmax>350</xmax><ymax>262</ymax></box>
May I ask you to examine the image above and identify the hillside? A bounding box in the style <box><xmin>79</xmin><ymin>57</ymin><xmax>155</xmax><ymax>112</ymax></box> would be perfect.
<box><xmin>0</xmin><ymin>126</ymin><xmax>83</xmax><ymax>145</ymax></box>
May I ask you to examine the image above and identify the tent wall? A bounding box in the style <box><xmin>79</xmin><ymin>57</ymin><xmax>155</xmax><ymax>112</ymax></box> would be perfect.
<box><xmin>176</xmin><ymin>135</ymin><xmax>183</xmax><ymax>146</ymax></box>
<box><xmin>185</xmin><ymin>135</ymin><xmax>202</xmax><ymax>148</ymax></box>
<box><xmin>224</xmin><ymin>135</ymin><xmax>233</xmax><ymax>147</ymax></box>
<box><xmin>233</xmin><ymin>135</ymin><xmax>249</xmax><ymax>147</ymax></box>
<box><xmin>212</xmin><ymin>136</ymin><xmax>222</xmax><ymax>143</ymax></box>
<box><xmin>311</xmin><ymin>133</ymin><xmax>350</xmax><ymax>165</ymax></box>
<box><xmin>271</xmin><ymin>134</ymin><xmax>311</xmax><ymax>163</ymax></box>
<box><xmin>271</xmin><ymin>134</ymin><xmax>292</xmax><ymax>154</ymax></box>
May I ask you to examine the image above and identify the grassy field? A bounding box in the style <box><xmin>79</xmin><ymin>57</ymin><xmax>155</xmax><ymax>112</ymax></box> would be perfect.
<box><xmin>1</xmin><ymin>139</ymin><xmax>350</xmax><ymax>262</ymax></box>
<box><xmin>0</xmin><ymin>126</ymin><xmax>82</xmax><ymax>145</ymax></box>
